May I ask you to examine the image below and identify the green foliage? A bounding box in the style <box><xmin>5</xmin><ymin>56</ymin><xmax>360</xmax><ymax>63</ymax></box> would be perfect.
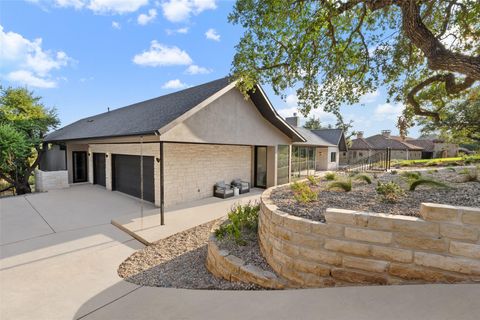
<box><xmin>291</xmin><ymin>181</ymin><xmax>318</xmax><ymax>203</ymax></box>
<box><xmin>447</xmin><ymin>167</ymin><xmax>456</xmax><ymax>172</ymax></box>
<box><xmin>426</xmin><ymin>169</ymin><xmax>438</xmax><ymax>174</ymax></box>
<box><xmin>0</xmin><ymin>87</ymin><xmax>59</xmax><ymax>194</ymax></box>
<box><xmin>400</xmin><ymin>171</ymin><xmax>422</xmax><ymax>180</ymax></box>
<box><xmin>354</xmin><ymin>174</ymin><xmax>372</xmax><ymax>184</ymax></box>
<box><xmin>327</xmin><ymin>180</ymin><xmax>352</xmax><ymax>192</ymax></box>
<box><xmin>307</xmin><ymin>175</ymin><xmax>318</xmax><ymax>186</ymax></box>
<box><xmin>229</xmin><ymin>0</ymin><xmax>480</xmax><ymax>139</ymax></box>
<box><xmin>214</xmin><ymin>203</ymin><xmax>260</xmax><ymax>245</ymax></box>
<box><xmin>459</xmin><ymin>169</ymin><xmax>478</xmax><ymax>182</ymax></box>
<box><xmin>395</xmin><ymin>156</ymin><xmax>480</xmax><ymax>168</ymax></box>
<box><xmin>324</xmin><ymin>172</ymin><xmax>336</xmax><ymax>181</ymax></box>
<box><xmin>390</xmin><ymin>170</ymin><xmax>398</xmax><ymax>175</ymax></box>
<box><xmin>408</xmin><ymin>178</ymin><xmax>449</xmax><ymax>191</ymax></box>
<box><xmin>376</xmin><ymin>182</ymin><xmax>405</xmax><ymax>203</ymax></box>
<box><xmin>304</xmin><ymin>116</ymin><xmax>321</xmax><ymax>130</ymax></box>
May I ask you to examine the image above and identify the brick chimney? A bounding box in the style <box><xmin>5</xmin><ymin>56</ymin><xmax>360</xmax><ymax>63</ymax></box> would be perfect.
<box><xmin>356</xmin><ymin>131</ymin><xmax>364</xmax><ymax>139</ymax></box>
<box><xmin>381</xmin><ymin>130</ymin><xmax>391</xmax><ymax>138</ymax></box>
<box><xmin>285</xmin><ymin>112</ymin><xmax>300</xmax><ymax>127</ymax></box>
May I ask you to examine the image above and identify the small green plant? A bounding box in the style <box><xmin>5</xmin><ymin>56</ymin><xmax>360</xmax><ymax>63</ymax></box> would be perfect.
<box><xmin>291</xmin><ymin>181</ymin><xmax>318</xmax><ymax>203</ymax></box>
<box><xmin>459</xmin><ymin>169</ymin><xmax>478</xmax><ymax>182</ymax></box>
<box><xmin>214</xmin><ymin>202</ymin><xmax>260</xmax><ymax>245</ymax></box>
<box><xmin>400</xmin><ymin>171</ymin><xmax>422</xmax><ymax>180</ymax></box>
<box><xmin>354</xmin><ymin>174</ymin><xmax>372</xmax><ymax>184</ymax></box>
<box><xmin>324</xmin><ymin>172</ymin><xmax>336</xmax><ymax>180</ymax></box>
<box><xmin>408</xmin><ymin>178</ymin><xmax>449</xmax><ymax>191</ymax></box>
<box><xmin>425</xmin><ymin>160</ymin><xmax>438</xmax><ymax>167</ymax></box>
<box><xmin>390</xmin><ymin>170</ymin><xmax>398</xmax><ymax>175</ymax></box>
<box><xmin>327</xmin><ymin>179</ymin><xmax>352</xmax><ymax>192</ymax></box>
<box><xmin>307</xmin><ymin>175</ymin><xmax>318</xmax><ymax>186</ymax></box>
<box><xmin>447</xmin><ymin>167</ymin><xmax>456</xmax><ymax>172</ymax></box>
<box><xmin>376</xmin><ymin>181</ymin><xmax>405</xmax><ymax>203</ymax></box>
<box><xmin>458</xmin><ymin>168</ymin><xmax>470</xmax><ymax>174</ymax></box>
<box><xmin>291</xmin><ymin>181</ymin><xmax>307</xmax><ymax>192</ymax></box>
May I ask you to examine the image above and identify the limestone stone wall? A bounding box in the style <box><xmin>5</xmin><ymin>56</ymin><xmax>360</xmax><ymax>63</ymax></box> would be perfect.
<box><xmin>259</xmin><ymin>187</ymin><xmax>480</xmax><ymax>287</ymax></box>
<box><xmin>35</xmin><ymin>169</ymin><xmax>69</xmax><ymax>192</ymax></box>
<box><xmin>206</xmin><ymin>220</ymin><xmax>287</xmax><ymax>289</ymax></box>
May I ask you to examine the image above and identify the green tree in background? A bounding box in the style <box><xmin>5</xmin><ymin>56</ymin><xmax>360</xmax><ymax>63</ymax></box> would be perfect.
<box><xmin>0</xmin><ymin>87</ymin><xmax>59</xmax><ymax>194</ymax></box>
<box><xmin>304</xmin><ymin>116</ymin><xmax>321</xmax><ymax>129</ymax></box>
<box><xmin>229</xmin><ymin>0</ymin><xmax>480</xmax><ymax>137</ymax></box>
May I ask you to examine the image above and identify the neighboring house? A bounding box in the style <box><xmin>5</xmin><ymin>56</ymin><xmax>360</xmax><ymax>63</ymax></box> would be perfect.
<box><xmin>41</xmin><ymin>77</ymin><xmax>311</xmax><ymax>208</ymax></box>
<box><xmin>391</xmin><ymin>136</ymin><xmax>459</xmax><ymax>159</ymax></box>
<box><xmin>284</xmin><ymin>114</ymin><xmax>347</xmax><ymax>177</ymax></box>
<box><xmin>345</xmin><ymin>130</ymin><xmax>423</xmax><ymax>163</ymax></box>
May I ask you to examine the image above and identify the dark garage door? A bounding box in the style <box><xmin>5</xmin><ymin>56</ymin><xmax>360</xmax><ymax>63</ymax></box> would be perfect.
<box><xmin>93</xmin><ymin>153</ymin><xmax>106</xmax><ymax>187</ymax></box>
<box><xmin>112</xmin><ymin>154</ymin><xmax>155</xmax><ymax>203</ymax></box>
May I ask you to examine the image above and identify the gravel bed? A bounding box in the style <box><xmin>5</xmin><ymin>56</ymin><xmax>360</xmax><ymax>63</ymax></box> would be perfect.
<box><xmin>216</xmin><ymin>229</ymin><xmax>276</xmax><ymax>274</ymax></box>
<box><xmin>271</xmin><ymin>168</ymin><xmax>480</xmax><ymax>223</ymax></box>
<box><xmin>118</xmin><ymin>220</ymin><xmax>262</xmax><ymax>290</ymax></box>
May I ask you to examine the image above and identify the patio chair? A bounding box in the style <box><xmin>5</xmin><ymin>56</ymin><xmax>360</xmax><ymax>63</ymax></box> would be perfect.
<box><xmin>213</xmin><ymin>181</ymin><xmax>234</xmax><ymax>199</ymax></box>
<box><xmin>231</xmin><ymin>178</ymin><xmax>250</xmax><ymax>194</ymax></box>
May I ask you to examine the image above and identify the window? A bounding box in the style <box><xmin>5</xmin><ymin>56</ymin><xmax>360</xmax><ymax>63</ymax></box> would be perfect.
<box><xmin>330</xmin><ymin>152</ymin><xmax>336</xmax><ymax>162</ymax></box>
<box><xmin>359</xmin><ymin>152</ymin><xmax>363</xmax><ymax>157</ymax></box>
<box><xmin>277</xmin><ymin>145</ymin><xmax>289</xmax><ymax>185</ymax></box>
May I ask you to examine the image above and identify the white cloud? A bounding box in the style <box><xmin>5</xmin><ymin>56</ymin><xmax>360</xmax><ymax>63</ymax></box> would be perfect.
<box><xmin>88</xmin><ymin>0</ymin><xmax>148</xmax><ymax>14</ymax></box>
<box><xmin>374</xmin><ymin>103</ymin><xmax>404</xmax><ymax>121</ymax></box>
<box><xmin>278</xmin><ymin>93</ymin><xmax>336</xmax><ymax>125</ymax></box>
<box><xmin>6</xmin><ymin>70</ymin><xmax>57</xmax><ymax>88</ymax></box>
<box><xmin>133</xmin><ymin>40</ymin><xmax>192</xmax><ymax>66</ymax></box>
<box><xmin>205</xmin><ymin>28</ymin><xmax>220</xmax><ymax>41</ymax></box>
<box><xmin>112</xmin><ymin>21</ymin><xmax>121</xmax><ymax>29</ymax></box>
<box><xmin>185</xmin><ymin>64</ymin><xmax>211</xmax><ymax>75</ymax></box>
<box><xmin>359</xmin><ymin>89</ymin><xmax>380</xmax><ymax>104</ymax></box>
<box><xmin>0</xmin><ymin>25</ymin><xmax>72</xmax><ymax>88</ymax></box>
<box><xmin>162</xmin><ymin>79</ymin><xmax>187</xmax><ymax>89</ymax></box>
<box><xmin>161</xmin><ymin>0</ymin><xmax>216</xmax><ymax>22</ymax></box>
<box><xmin>137</xmin><ymin>8</ymin><xmax>157</xmax><ymax>25</ymax></box>
<box><xmin>166</xmin><ymin>27</ymin><xmax>189</xmax><ymax>35</ymax></box>
<box><xmin>55</xmin><ymin>0</ymin><xmax>85</xmax><ymax>9</ymax></box>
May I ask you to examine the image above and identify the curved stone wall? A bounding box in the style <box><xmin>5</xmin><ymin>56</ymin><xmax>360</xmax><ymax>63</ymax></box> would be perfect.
<box><xmin>206</xmin><ymin>219</ymin><xmax>288</xmax><ymax>289</ymax></box>
<box><xmin>259</xmin><ymin>186</ymin><xmax>480</xmax><ymax>287</ymax></box>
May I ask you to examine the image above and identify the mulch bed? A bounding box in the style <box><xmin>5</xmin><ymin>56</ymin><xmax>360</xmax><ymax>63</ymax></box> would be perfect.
<box><xmin>271</xmin><ymin>168</ymin><xmax>480</xmax><ymax>223</ymax></box>
<box><xmin>118</xmin><ymin>220</ymin><xmax>265</xmax><ymax>290</ymax></box>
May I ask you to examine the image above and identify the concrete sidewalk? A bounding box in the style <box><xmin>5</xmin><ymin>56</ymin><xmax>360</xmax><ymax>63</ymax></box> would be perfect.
<box><xmin>77</xmin><ymin>284</ymin><xmax>480</xmax><ymax>320</ymax></box>
<box><xmin>112</xmin><ymin>188</ymin><xmax>263</xmax><ymax>244</ymax></box>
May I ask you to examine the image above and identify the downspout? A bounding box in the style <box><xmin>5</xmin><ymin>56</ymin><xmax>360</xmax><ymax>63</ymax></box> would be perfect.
<box><xmin>155</xmin><ymin>130</ymin><xmax>165</xmax><ymax>225</ymax></box>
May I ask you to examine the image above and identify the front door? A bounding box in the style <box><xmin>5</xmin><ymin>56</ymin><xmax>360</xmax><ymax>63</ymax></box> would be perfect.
<box><xmin>72</xmin><ymin>151</ymin><xmax>88</xmax><ymax>183</ymax></box>
<box><xmin>254</xmin><ymin>146</ymin><xmax>267</xmax><ymax>188</ymax></box>
<box><xmin>93</xmin><ymin>153</ymin><xmax>106</xmax><ymax>187</ymax></box>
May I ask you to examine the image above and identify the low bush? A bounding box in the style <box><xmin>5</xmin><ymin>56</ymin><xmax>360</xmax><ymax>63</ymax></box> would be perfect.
<box><xmin>376</xmin><ymin>181</ymin><xmax>405</xmax><ymax>203</ymax></box>
<box><xmin>354</xmin><ymin>174</ymin><xmax>372</xmax><ymax>184</ymax></box>
<box><xmin>327</xmin><ymin>179</ymin><xmax>352</xmax><ymax>192</ymax></box>
<box><xmin>459</xmin><ymin>169</ymin><xmax>478</xmax><ymax>182</ymax></box>
<box><xmin>409</xmin><ymin>178</ymin><xmax>449</xmax><ymax>191</ymax></box>
<box><xmin>324</xmin><ymin>172</ymin><xmax>337</xmax><ymax>181</ymax></box>
<box><xmin>400</xmin><ymin>171</ymin><xmax>422</xmax><ymax>180</ymax></box>
<box><xmin>291</xmin><ymin>181</ymin><xmax>318</xmax><ymax>203</ymax></box>
<box><xmin>215</xmin><ymin>202</ymin><xmax>260</xmax><ymax>245</ymax></box>
<box><xmin>307</xmin><ymin>175</ymin><xmax>319</xmax><ymax>186</ymax></box>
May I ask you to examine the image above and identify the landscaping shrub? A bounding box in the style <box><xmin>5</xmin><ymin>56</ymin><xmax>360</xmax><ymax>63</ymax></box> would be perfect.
<box><xmin>291</xmin><ymin>181</ymin><xmax>318</xmax><ymax>203</ymax></box>
<box><xmin>324</xmin><ymin>172</ymin><xmax>336</xmax><ymax>180</ymax></box>
<box><xmin>400</xmin><ymin>171</ymin><xmax>422</xmax><ymax>180</ymax></box>
<box><xmin>327</xmin><ymin>179</ymin><xmax>352</xmax><ymax>192</ymax></box>
<box><xmin>390</xmin><ymin>170</ymin><xmax>398</xmax><ymax>175</ymax></box>
<box><xmin>215</xmin><ymin>202</ymin><xmax>260</xmax><ymax>245</ymax></box>
<box><xmin>459</xmin><ymin>169</ymin><xmax>478</xmax><ymax>182</ymax></box>
<box><xmin>426</xmin><ymin>169</ymin><xmax>438</xmax><ymax>174</ymax></box>
<box><xmin>307</xmin><ymin>175</ymin><xmax>319</xmax><ymax>186</ymax></box>
<box><xmin>447</xmin><ymin>167</ymin><xmax>456</xmax><ymax>172</ymax></box>
<box><xmin>376</xmin><ymin>181</ymin><xmax>405</xmax><ymax>203</ymax></box>
<box><xmin>354</xmin><ymin>174</ymin><xmax>372</xmax><ymax>184</ymax></box>
<box><xmin>408</xmin><ymin>178</ymin><xmax>449</xmax><ymax>191</ymax></box>
<box><xmin>425</xmin><ymin>160</ymin><xmax>438</xmax><ymax>167</ymax></box>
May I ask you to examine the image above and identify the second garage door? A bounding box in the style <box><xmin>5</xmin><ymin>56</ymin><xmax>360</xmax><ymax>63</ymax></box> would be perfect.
<box><xmin>112</xmin><ymin>154</ymin><xmax>155</xmax><ymax>203</ymax></box>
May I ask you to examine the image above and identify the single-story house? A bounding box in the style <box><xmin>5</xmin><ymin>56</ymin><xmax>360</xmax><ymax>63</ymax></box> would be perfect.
<box><xmin>41</xmin><ymin>77</ymin><xmax>323</xmax><ymax>209</ymax></box>
<box><xmin>390</xmin><ymin>136</ymin><xmax>458</xmax><ymax>159</ymax></box>
<box><xmin>343</xmin><ymin>130</ymin><xmax>423</xmax><ymax>163</ymax></box>
<box><xmin>283</xmin><ymin>114</ymin><xmax>347</xmax><ymax>176</ymax></box>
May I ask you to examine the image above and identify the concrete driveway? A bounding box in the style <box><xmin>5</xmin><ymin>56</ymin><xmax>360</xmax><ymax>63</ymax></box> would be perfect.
<box><xmin>0</xmin><ymin>185</ymin><xmax>152</xmax><ymax>320</ymax></box>
<box><xmin>1</xmin><ymin>185</ymin><xmax>479</xmax><ymax>320</ymax></box>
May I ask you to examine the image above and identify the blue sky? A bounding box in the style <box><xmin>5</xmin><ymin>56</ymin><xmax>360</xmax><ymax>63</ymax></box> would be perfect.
<box><xmin>0</xmin><ymin>0</ymin><xmax>419</xmax><ymax>138</ymax></box>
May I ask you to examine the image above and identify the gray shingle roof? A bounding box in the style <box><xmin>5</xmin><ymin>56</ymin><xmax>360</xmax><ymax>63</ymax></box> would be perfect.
<box><xmin>45</xmin><ymin>77</ymin><xmax>233</xmax><ymax>142</ymax></box>
<box><xmin>292</xmin><ymin>127</ymin><xmax>336</xmax><ymax>146</ymax></box>
<box><xmin>311</xmin><ymin>128</ymin><xmax>344</xmax><ymax>145</ymax></box>
<box><xmin>365</xmin><ymin>135</ymin><xmax>423</xmax><ymax>150</ymax></box>
<box><xmin>350</xmin><ymin>138</ymin><xmax>373</xmax><ymax>150</ymax></box>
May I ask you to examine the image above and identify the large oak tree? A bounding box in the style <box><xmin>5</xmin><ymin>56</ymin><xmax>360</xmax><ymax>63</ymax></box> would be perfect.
<box><xmin>229</xmin><ymin>0</ymin><xmax>479</xmax><ymax>139</ymax></box>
